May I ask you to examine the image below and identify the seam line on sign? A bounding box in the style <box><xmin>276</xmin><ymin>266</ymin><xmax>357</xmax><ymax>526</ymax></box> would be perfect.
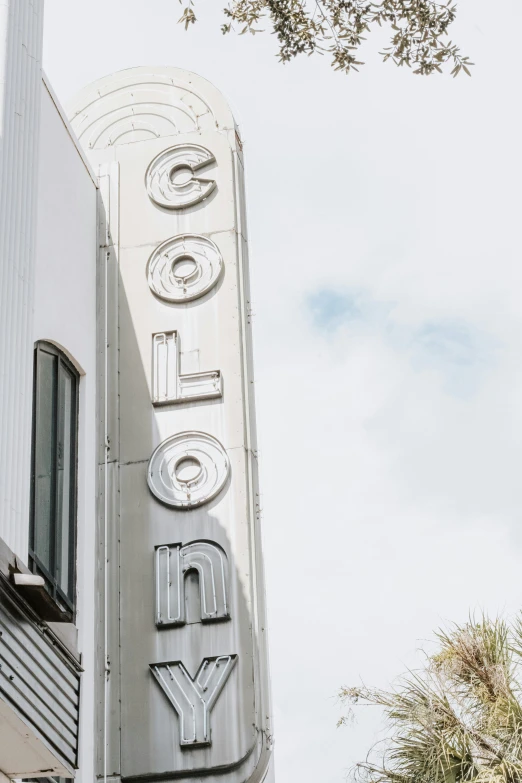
<box><xmin>103</xmin><ymin>210</ymin><xmax>109</xmax><ymax>783</ymax></box>
<box><xmin>119</xmin><ymin>229</ymin><xmax>237</xmax><ymax>252</ymax></box>
<box><xmin>98</xmin><ymin>458</ymin><xmax>118</xmax><ymax>467</ymax></box>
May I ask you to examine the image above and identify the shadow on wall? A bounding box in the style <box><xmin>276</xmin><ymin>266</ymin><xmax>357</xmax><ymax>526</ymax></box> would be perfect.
<box><xmin>97</xmin><ymin>253</ymin><xmax>267</xmax><ymax>780</ymax></box>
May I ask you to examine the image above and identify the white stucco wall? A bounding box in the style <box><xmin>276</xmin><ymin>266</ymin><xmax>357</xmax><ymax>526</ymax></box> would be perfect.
<box><xmin>33</xmin><ymin>78</ymin><xmax>98</xmax><ymax>783</ymax></box>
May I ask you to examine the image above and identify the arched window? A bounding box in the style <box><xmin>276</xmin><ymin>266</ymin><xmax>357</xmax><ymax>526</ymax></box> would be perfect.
<box><xmin>29</xmin><ymin>341</ymin><xmax>79</xmax><ymax>617</ymax></box>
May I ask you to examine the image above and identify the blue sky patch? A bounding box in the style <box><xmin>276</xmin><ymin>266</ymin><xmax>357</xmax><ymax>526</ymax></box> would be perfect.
<box><xmin>306</xmin><ymin>286</ymin><xmax>497</xmax><ymax>398</ymax></box>
<box><xmin>410</xmin><ymin>319</ymin><xmax>495</xmax><ymax>397</ymax></box>
<box><xmin>413</xmin><ymin>322</ymin><xmax>478</xmax><ymax>367</ymax></box>
<box><xmin>307</xmin><ymin>289</ymin><xmax>363</xmax><ymax>330</ymax></box>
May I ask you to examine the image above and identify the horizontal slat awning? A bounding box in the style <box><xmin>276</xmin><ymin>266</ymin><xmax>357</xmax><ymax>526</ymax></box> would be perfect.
<box><xmin>0</xmin><ymin>579</ymin><xmax>81</xmax><ymax>777</ymax></box>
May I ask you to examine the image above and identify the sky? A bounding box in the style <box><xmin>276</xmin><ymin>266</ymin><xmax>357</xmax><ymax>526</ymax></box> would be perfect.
<box><xmin>43</xmin><ymin>1</ymin><xmax>522</xmax><ymax>780</ymax></box>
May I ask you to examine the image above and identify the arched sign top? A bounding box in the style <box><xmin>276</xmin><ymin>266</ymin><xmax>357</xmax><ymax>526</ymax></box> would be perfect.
<box><xmin>66</xmin><ymin>66</ymin><xmax>237</xmax><ymax>150</ymax></box>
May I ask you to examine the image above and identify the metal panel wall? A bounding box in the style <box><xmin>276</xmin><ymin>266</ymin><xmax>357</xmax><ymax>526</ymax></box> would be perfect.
<box><xmin>0</xmin><ymin>581</ymin><xmax>81</xmax><ymax>772</ymax></box>
<box><xmin>0</xmin><ymin>0</ymin><xmax>44</xmax><ymax>562</ymax></box>
<box><xmin>68</xmin><ymin>67</ymin><xmax>273</xmax><ymax>783</ymax></box>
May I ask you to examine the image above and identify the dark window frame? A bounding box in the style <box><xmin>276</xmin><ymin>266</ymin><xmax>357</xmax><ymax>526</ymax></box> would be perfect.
<box><xmin>29</xmin><ymin>341</ymin><xmax>79</xmax><ymax>617</ymax></box>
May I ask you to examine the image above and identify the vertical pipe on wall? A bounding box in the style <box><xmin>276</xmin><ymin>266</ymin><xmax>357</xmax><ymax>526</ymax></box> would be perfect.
<box><xmin>0</xmin><ymin>0</ymin><xmax>44</xmax><ymax>561</ymax></box>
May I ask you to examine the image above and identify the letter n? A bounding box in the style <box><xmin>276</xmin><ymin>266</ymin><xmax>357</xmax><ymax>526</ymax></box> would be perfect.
<box><xmin>155</xmin><ymin>540</ymin><xmax>230</xmax><ymax>627</ymax></box>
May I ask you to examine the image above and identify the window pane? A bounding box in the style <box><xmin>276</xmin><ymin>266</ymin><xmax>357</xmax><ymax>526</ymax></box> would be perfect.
<box><xmin>31</xmin><ymin>342</ymin><xmax>78</xmax><ymax>613</ymax></box>
<box><xmin>33</xmin><ymin>350</ymin><xmax>57</xmax><ymax>572</ymax></box>
<box><xmin>57</xmin><ymin>364</ymin><xmax>74</xmax><ymax>599</ymax></box>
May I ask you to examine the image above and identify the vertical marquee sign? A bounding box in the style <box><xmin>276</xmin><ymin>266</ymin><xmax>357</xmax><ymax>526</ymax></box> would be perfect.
<box><xmin>68</xmin><ymin>67</ymin><xmax>273</xmax><ymax>783</ymax></box>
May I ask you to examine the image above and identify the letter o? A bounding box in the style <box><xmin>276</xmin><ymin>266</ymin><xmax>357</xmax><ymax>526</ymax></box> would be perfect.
<box><xmin>147</xmin><ymin>431</ymin><xmax>230</xmax><ymax>508</ymax></box>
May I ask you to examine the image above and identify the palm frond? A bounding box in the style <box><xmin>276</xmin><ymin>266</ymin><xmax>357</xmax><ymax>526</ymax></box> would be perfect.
<box><xmin>340</xmin><ymin>615</ymin><xmax>522</xmax><ymax>783</ymax></box>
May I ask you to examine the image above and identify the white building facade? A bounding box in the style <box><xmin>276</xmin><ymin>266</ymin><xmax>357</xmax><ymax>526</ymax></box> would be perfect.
<box><xmin>0</xmin><ymin>4</ymin><xmax>272</xmax><ymax>783</ymax></box>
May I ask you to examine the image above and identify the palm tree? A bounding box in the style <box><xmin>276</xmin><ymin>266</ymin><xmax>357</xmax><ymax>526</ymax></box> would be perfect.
<box><xmin>340</xmin><ymin>616</ymin><xmax>522</xmax><ymax>782</ymax></box>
